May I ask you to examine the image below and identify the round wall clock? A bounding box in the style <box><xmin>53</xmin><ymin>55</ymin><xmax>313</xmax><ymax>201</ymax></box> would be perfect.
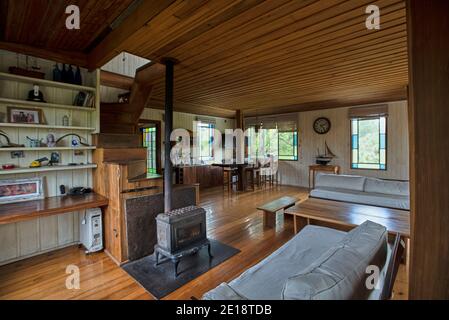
<box><xmin>313</xmin><ymin>117</ymin><xmax>331</xmax><ymax>134</ymax></box>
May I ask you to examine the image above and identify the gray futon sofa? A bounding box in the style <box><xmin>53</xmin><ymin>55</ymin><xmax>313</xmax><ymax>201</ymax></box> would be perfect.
<box><xmin>310</xmin><ymin>173</ymin><xmax>410</xmax><ymax>210</ymax></box>
<box><xmin>203</xmin><ymin>221</ymin><xmax>394</xmax><ymax>300</ymax></box>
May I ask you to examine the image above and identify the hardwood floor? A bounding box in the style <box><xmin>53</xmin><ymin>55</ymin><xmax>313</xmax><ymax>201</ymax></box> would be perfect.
<box><xmin>0</xmin><ymin>186</ymin><xmax>408</xmax><ymax>300</ymax></box>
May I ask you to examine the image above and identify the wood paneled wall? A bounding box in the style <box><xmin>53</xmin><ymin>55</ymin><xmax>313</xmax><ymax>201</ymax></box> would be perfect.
<box><xmin>0</xmin><ymin>50</ymin><xmax>96</xmax><ymax>265</ymax></box>
<box><xmin>278</xmin><ymin>101</ymin><xmax>409</xmax><ymax>187</ymax></box>
<box><xmin>407</xmin><ymin>0</ymin><xmax>449</xmax><ymax>299</ymax></box>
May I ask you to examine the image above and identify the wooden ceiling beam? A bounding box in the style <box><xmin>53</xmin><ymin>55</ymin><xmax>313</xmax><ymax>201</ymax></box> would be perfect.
<box><xmin>146</xmin><ymin>98</ymin><xmax>235</xmax><ymax>119</ymax></box>
<box><xmin>0</xmin><ymin>41</ymin><xmax>88</xmax><ymax>67</ymax></box>
<box><xmin>87</xmin><ymin>0</ymin><xmax>176</xmax><ymax>69</ymax></box>
<box><xmin>134</xmin><ymin>62</ymin><xmax>166</xmax><ymax>85</ymax></box>
<box><xmin>100</xmin><ymin>70</ymin><xmax>134</xmax><ymax>90</ymax></box>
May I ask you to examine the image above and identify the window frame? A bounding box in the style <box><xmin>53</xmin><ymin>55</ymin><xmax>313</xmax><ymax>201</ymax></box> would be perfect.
<box><xmin>139</xmin><ymin>119</ymin><xmax>162</xmax><ymax>174</ymax></box>
<box><xmin>350</xmin><ymin>116</ymin><xmax>388</xmax><ymax>171</ymax></box>
<box><xmin>197</xmin><ymin>121</ymin><xmax>215</xmax><ymax>161</ymax></box>
<box><xmin>247</xmin><ymin>126</ymin><xmax>299</xmax><ymax>162</ymax></box>
<box><xmin>278</xmin><ymin>129</ymin><xmax>299</xmax><ymax>161</ymax></box>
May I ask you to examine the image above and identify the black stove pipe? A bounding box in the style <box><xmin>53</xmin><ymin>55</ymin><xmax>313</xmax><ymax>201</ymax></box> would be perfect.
<box><xmin>162</xmin><ymin>58</ymin><xmax>177</xmax><ymax>213</ymax></box>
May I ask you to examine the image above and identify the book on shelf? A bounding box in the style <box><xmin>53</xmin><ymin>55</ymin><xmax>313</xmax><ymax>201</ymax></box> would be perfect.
<box><xmin>73</xmin><ymin>91</ymin><xmax>95</xmax><ymax>108</ymax></box>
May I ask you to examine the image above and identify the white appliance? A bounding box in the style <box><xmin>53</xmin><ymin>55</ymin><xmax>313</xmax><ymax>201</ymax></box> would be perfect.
<box><xmin>80</xmin><ymin>208</ymin><xmax>103</xmax><ymax>253</ymax></box>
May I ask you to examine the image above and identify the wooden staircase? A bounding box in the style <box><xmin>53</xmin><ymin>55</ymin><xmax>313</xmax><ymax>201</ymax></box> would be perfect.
<box><xmin>100</xmin><ymin>62</ymin><xmax>165</xmax><ymax>135</ymax></box>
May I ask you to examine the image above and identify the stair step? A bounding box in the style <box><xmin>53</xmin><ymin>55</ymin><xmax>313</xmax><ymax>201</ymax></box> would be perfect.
<box><xmin>101</xmin><ymin>112</ymin><xmax>135</xmax><ymax>123</ymax></box>
<box><xmin>92</xmin><ymin>133</ymin><xmax>141</xmax><ymax>148</ymax></box>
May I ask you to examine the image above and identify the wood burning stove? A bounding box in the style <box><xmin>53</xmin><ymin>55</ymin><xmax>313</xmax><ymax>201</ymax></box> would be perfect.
<box><xmin>154</xmin><ymin>205</ymin><xmax>212</xmax><ymax>277</ymax></box>
<box><xmin>154</xmin><ymin>58</ymin><xmax>212</xmax><ymax>277</ymax></box>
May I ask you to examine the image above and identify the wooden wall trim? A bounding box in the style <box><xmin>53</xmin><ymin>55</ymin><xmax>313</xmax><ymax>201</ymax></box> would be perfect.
<box><xmin>100</xmin><ymin>70</ymin><xmax>134</xmax><ymax>90</ymax></box>
<box><xmin>0</xmin><ymin>41</ymin><xmax>88</xmax><ymax>67</ymax></box>
<box><xmin>407</xmin><ymin>0</ymin><xmax>449</xmax><ymax>299</ymax></box>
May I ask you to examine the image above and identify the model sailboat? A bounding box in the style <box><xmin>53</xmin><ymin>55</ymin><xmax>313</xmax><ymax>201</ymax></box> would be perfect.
<box><xmin>316</xmin><ymin>141</ymin><xmax>336</xmax><ymax>165</ymax></box>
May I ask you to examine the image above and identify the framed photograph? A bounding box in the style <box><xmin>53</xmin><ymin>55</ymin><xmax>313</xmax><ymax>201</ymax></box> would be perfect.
<box><xmin>7</xmin><ymin>106</ymin><xmax>43</xmax><ymax>124</ymax></box>
<box><xmin>0</xmin><ymin>178</ymin><xmax>45</xmax><ymax>204</ymax></box>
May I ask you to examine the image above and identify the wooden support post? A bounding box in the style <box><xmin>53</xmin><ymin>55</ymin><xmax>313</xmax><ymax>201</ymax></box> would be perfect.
<box><xmin>235</xmin><ymin>110</ymin><xmax>244</xmax><ymax>129</ymax></box>
<box><xmin>407</xmin><ymin>0</ymin><xmax>449</xmax><ymax>299</ymax></box>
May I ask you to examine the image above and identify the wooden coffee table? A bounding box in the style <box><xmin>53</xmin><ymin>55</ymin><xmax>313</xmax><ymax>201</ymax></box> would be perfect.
<box><xmin>257</xmin><ymin>196</ymin><xmax>299</xmax><ymax>229</ymax></box>
<box><xmin>285</xmin><ymin>197</ymin><xmax>410</xmax><ymax>238</ymax></box>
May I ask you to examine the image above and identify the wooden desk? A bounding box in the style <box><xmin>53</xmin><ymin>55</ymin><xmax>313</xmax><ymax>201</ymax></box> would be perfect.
<box><xmin>285</xmin><ymin>198</ymin><xmax>410</xmax><ymax>238</ymax></box>
<box><xmin>0</xmin><ymin>193</ymin><xmax>109</xmax><ymax>225</ymax></box>
<box><xmin>308</xmin><ymin>164</ymin><xmax>340</xmax><ymax>189</ymax></box>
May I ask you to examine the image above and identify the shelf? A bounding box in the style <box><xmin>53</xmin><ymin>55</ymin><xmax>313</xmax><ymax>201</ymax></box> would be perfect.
<box><xmin>0</xmin><ymin>122</ymin><xmax>96</xmax><ymax>131</ymax></box>
<box><xmin>0</xmin><ymin>72</ymin><xmax>96</xmax><ymax>92</ymax></box>
<box><xmin>0</xmin><ymin>164</ymin><xmax>97</xmax><ymax>175</ymax></box>
<box><xmin>0</xmin><ymin>146</ymin><xmax>96</xmax><ymax>152</ymax></box>
<box><xmin>0</xmin><ymin>97</ymin><xmax>96</xmax><ymax>112</ymax></box>
<box><xmin>0</xmin><ymin>193</ymin><xmax>108</xmax><ymax>225</ymax></box>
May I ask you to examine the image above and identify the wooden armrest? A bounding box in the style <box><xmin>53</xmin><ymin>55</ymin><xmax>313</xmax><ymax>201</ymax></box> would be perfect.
<box><xmin>380</xmin><ymin>233</ymin><xmax>405</xmax><ymax>300</ymax></box>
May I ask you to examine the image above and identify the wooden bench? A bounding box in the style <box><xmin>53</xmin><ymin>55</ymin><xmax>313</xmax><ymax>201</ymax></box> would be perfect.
<box><xmin>257</xmin><ymin>196</ymin><xmax>299</xmax><ymax>228</ymax></box>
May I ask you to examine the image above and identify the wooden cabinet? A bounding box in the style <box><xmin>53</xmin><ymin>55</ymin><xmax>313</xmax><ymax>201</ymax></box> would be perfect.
<box><xmin>93</xmin><ymin>148</ymin><xmax>163</xmax><ymax>265</ymax></box>
<box><xmin>175</xmin><ymin>165</ymin><xmax>223</xmax><ymax>188</ymax></box>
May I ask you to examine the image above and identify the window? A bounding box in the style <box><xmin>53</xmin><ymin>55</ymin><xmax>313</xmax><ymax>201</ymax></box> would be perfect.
<box><xmin>351</xmin><ymin>116</ymin><xmax>387</xmax><ymax>170</ymax></box>
<box><xmin>142</xmin><ymin>126</ymin><xmax>157</xmax><ymax>174</ymax></box>
<box><xmin>279</xmin><ymin>131</ymin><xmax>298</xmax><ymax>161</ymax></box>
<box><xmin>247</xmin><ymin>127</ymin><xmax>298</xmax><ymax>161</ymax></box>
<box><xmin>197</xmin><ymin>122</ymin><xmax>215</xmax><ymax>160</ymax></box>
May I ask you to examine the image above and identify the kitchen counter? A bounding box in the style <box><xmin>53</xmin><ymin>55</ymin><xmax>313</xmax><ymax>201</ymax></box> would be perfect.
<box><xmin>175</xmin><ymin>165</ymin><xmax>223</xmax><ymax>188</ymax></box>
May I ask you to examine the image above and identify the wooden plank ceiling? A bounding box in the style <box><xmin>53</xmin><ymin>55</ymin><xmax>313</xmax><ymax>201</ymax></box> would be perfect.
<box><xmin>0</xmin><ymin>0</ymin><xmax>408</xmax><ymax>118</ymax></box>
<box><xmin>0</xmin><ymin>0</ymin><xmax>135</xmax><ymax>53</ymax></box>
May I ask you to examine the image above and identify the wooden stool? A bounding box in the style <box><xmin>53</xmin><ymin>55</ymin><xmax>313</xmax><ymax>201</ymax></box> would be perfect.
<box><xmin>223</xmin><ymin>167</ymin><xmax>238</xmax><ymax>192</ymax></box>
<box><xmin>245</xmin><ymin>167</ymin><xmax>255</xmax><ymax>191</ymax></box>
<box><xmin>260</xmin><ymin>167</ymin><xmax>276</xmax><ymax>187</ymax></box>
<box><xmin>253</xmin><ymin>167</ymin><xmax>261</xmax><ymax>187</ymax></box>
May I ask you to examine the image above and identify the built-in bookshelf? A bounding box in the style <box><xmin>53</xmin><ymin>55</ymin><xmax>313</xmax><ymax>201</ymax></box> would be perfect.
<box><xmin>0</xmin><ymin>49</ymin><xmax>101</xmax><ymax>266</ymax></box>
<box><xmin>0</xmin><ymin>146</ymin><xmax>96</xmax><ymax>152</ymax></box>
<box><xmin>0</xmin><ymin>122</ymin><xmax>96</xmax><ymax>131</ymax></box>
<box><xmin>0</xmin><ymin>52</ymin><xmax>100</xmax><ymax>177</ymax></box>
<box><xmin>0</xmin><ymin>164</ymin><xmax>97</xmax><ymax>175</ymax></box>
<box><xmin>0</xmin><ymin>72</ymin><xmax>96</xmax><ymax>92</ymax></box>
<box><xmin>0</xmin><ymin>97</ymin><xmax>96</xmax><ymax>112</ymax></box>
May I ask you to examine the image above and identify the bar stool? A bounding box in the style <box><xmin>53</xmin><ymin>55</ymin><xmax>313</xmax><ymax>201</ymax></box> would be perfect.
<box><xmin>245</xmin><ymin>167</ymin><xmax>256</xmax><ymax>191</ymax></box>
<box><xmin>223</xmin><ymin>167</ymin><xmax>238</xmax><ymax>192</ymax></box>
<box><xmin>260</xmin><ymin>166</ymin><xmax>278</xmax><ymax>187</ymax></box>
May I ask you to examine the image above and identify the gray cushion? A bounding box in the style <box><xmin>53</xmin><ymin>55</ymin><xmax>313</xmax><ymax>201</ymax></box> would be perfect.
<box><xmin>202</xmin><ymin>225</ymin><xmax>346</xmax><ymax>300</ymax></box>
<box><xmin>202</xmin><ymin>283</ymin><xmax>248</xmax><ymax>300</ymax></box>
<box><xmin>282</xmin><ymin>221</ymin><xmax>388</xmax><ymax>300</ymax></box>
<box><xmin>364</xmin><ymin>178</ymin><xmax>409</xmax><ymax>196</ymax></box>
<box><xmin>315</xmin><ymin>173</ymin><xmax>366</xmax><ymax>192</ymax></box>
<box><xmin>310</xmin><ymin>187</ymin><xmax>410</xmax><ymax>210</ymax></box>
